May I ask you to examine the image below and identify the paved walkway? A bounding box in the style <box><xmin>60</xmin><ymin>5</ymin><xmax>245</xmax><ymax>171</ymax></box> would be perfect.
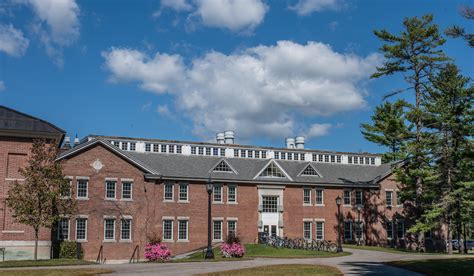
<box><xmin>1</xmin><ymin>248</ymin><xmax>472</xmax><ymax>275</ymax></box>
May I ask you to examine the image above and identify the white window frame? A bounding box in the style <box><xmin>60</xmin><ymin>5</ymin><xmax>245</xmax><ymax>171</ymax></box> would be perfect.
<box><xmin>396</xmin><ymin>190</ymin><xmax>403</xmax><ymax>207</ymax></box>
<box><xmin>386</xmin><ymin>189</ymin><xmax>393</xmax><ymax>207</ymax></box>
<box><xmin>396</xmin><ymin>220</ymin><xmax>405</xmax><ymax>240</ymax></box>
<box><xmin>315</xmin><ymin>220</ymin><xmax>325</xmax><ymax>240</ymax></box>
<box><xmin>177</xmin><ymin>219</ymin><xmax>189</xmax><ymax>242</ymax></box>
<box><xmin>75</xmin><ymin>216</ymin><xmax>88</xmax><ymax>242</ymax></box>
<box><xmin>121</xmin><ymin>180</ymin><xmax>133</xmax><ymax>201</ymax></box>
<box><xmin>58</xmin><ymin>217</ymin><xmax>70</xmax><ymax>241</ymax></box>
<box><xmin>227</xmin><ymin>185</ymin><xmax>237</xmax><ymax>204</ymax></box>
<box><xmin>178</xmin><ymin>183</ymin><xmax>189</xmax><ymax>202</ymax></box>
<box><xmin>303</xmin><ymin>188</ymin><xmax>311</xmax><ymax>205</ymax></box>
<box><xmin>355</xmin><ymin>190</ymin><xmax>363</xmax><ymax>205</ymax></box>
<box><xmin>344</xmin><ymin>220</ymin><xmax>353</xmax><ymax>241</ymax></box>
<box><xmin>315</xmin><ymin>189</ymin><xmax>324</xmax><ymax>206</ymax></box>
<box><xmin>227</xmin><ymin>219</ymin><xmax>237</xmax><ymax>237</ymax></box>
<box><xmin>212</xmin><ymin>219</ymin><xmax>223</xmax><ymax>241</ymax></box>
<box><xmin>163</xmin><ymin>182</ymin><xmax>174</xmax><ymax>202</ymax></box>
<box><xmin>162</xmin><ymin>219</ymin><xmax>174</xmax><ymax>242</ymax></box>
<box><xmin>343</xmin><ymin>190</ymin><xmax>351</xmax><ymax>206</ymax></box>
<box><xmin>103</xmin><ymin>218</ymin><xmax>116</xmax><ymax>242</ymax></box>
<box><xmin>105</xmin><ymin>179</ymin><xmax>117</xmax><ymax>200</ymax></box>
<box><xmin>213</xmin><ymin>185</ymin><xmax>223</xmax><ymax>203</ymax></box>
<box><xmin>76</xmin><ymin>177</ymin><xmax>89</xmax><ymax>200</ymax></box>
<box><xmin>303</xmin><ymin>220</ymin><xmax>312</xmax><ymax>240</ymax></box>
<box><xmin>120</xmin><ymin>218</ymin><xmax>132</xmax><ymax>242</ymax></box>
<box><xmin>386</xmin><ymin>221</ymin><xmax>394</xmax><ymax>240</ymax></box>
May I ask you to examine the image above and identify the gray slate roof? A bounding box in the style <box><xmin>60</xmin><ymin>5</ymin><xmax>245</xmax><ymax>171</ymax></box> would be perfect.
<box><xmin>0</xmin><ymin>105</ymin><xmax>65</xmax><ymax>135</ymax></box>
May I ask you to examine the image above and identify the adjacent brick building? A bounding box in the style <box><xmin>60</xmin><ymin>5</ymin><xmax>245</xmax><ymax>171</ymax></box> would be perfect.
<box><xmin>0</xmin><ymin>106</ymin><xmax>444</xmax><ymax>262</ymax></box>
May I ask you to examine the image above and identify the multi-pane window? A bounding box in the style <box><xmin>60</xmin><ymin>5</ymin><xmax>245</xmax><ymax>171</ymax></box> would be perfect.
<box><xmin>370</xmin><ymin>158</ymin><xmax>375</xmax><ymax>165</ymax></box>
<box><xmin>121</xmin><ymin>219</ymin><xmax>131</xmax><ymax>240</ymax></box>
<box><xmin>161</xmin><ymin>144</ymin><xmax>166</xmax><ymax>153</ymax></box>
<box><xmin>386</xmin><ymin>221</ymin><xmax>394</xmax><ymax>239</ymax></box>
<box><xmin>344</xmin><ymin>221</ymin><xmax>352</xmax><ymax>240</ymax></box>
<box><xmin>153</xmin><ymin>144</ymin><xmax>159</xmax><ymax>152</ymax></box>
<box><xmin>344</xmin><ymin>190</ymin><xmax>351</xmax><ymax>205</ymax></box>
<box><xmin>164</xmin><ymin>183</ymin><xmax>173</xmax><ymax>200</ymax></box>
<box><xmin>316</xmin><ymin>221</ymin><xmax>324</xmax><ymax>240</ymax></box>
<box><xmin>255</xmin><ymin>151</ymin><xmax>260</xmax><ymax>158</ymax></box>
<box><xmin>191</xmin><ymin>146</ymin><xmax>196</xmax><ymax>154</ymax></box>
<box><xmin>121</xmin><ymin>142</ymin><xmax>128</xmax><ymax>150</ymax></box>
<box><xmin>176</xmin><ymin>145</ymin><xmax>182</xmax><ymax>153</ymax></box>
<box><xmin>260</xmin><ymin>163</ymin><xmax>285</xmax><ymax>178</ymax></box>
<box><xmin>228</xmin><ymin>220</ymin><xmax>237</xmax><ymax>237</ymax></box>
<box><xmin>312</xmin><ymin>154</ymin><xmax>317</xmax><ymax>162</ymax></box>
<box><xmin>219</xmin><ymin>148</ymin><xmax>225</xmax><ymax>156</ymax></box>
<box><xmin>303</xmin><ymin>221</ymin><xmax>312</xmax><ymax>239</ymax></box>
<box><xmin>248</xmin><ymin>151</ymin><xmax>254</xmax><ymax>158</ymax></box>
<box><xmin>213</xmin><ymin>186</ymin><xmax>222</xmax><ymax>202</ymax></box>
<box><xmin>178</xmin><ymin>220</ymin><xmax>188</xmax><ymax>240</ymax></box>
<box><xmin>163</xmin><ymin>220</ymin><xmax>173</xmax><ymax>240</ymax></box>
<box><xmin>241</xmin><ymin>150</ymin><xmax>246</xmax><ymax>158</ymax></box>
<box><xmin>234</xmin><ymin>149</ymin><xmax>239</xmax><ymax>157</ymax></box>
<box><xmin>348</xmin><ymin>156</ymin><xmax>353</xmax><ymax>164</ymax></box>
<box><xmin>129</xmin><ymin>143</ymin><xmax>136</xmax><ymax>151</ymax></box>
<box><xmin>355</xmin><ymin>222</ymin><xmax>363</xmax><ymax>240</ymax></box>
<box><xmin>397</xmin><ymin>221</ymin><xmax>404</xmax><ymax>239</ymax></box>
<box><xmin>206</xmin><ymin>148</ymin><xmax>211</xmax><ymax>155</ymax></box>
<box><xmin>324</xmin><ymin>155</ymin><xmax>329</xmax><ymax>162</ymax></box>
<box><xmin>228</xmin><ymin>186</ymin><xmax>236</xmax><ymax>203</ymax></box>
<box><xmin>355</xmin><ymin>190</ymin><xmax>363</xmax><ymax>205</ymax></box>
<box><xmin>331</xmin><ymin>155</ymin><xmax>335</xmax><ymax>163</ymax></box>
<box><xmin>104</xmin><ymin>219</ymin><xmax>115</xmax><ymax>240</ymax></box>
<box><xmin>262</xmin><ymin>196</ymin><xmax>278</xmax><ymax>213</ymax></box>
<box><xmin>261</xmin><ymin>151</ymin><xmax>266</xmax><ymax>158</ymax></box>
<box><xmin>58</xmin><ymin>218</ymin><xmax>69</xmax><ymax>240</ymax></box>
<box><xmin>318</xmin><ymin>154</ymin><xmax>323</xmax><ymax>162</ymax></box>
<box><xmin>316</xmin><ymin>189</ymin><xmax>324</xmax><ymax>205</ymax></box>
<box><xmin>122</xmin><ymin>182</ymin><xmax>132</xmax><ymax>199</ymax></box>
<box><xmin>145</xmin><ymin>143</ymin><xmax>151</xmax><ymax>152</ymax></box>
<box><xmin>396</xmin><ymin>192</ymin><xmax>402</xmax><ymax>206</ymax></box>
<box><xmin>179</xmin><ymin>183</ymin><xmax>188</xmax><ymax>201</ymax></box>
<box><xmin>77</xmin><ymin>179</ymin><xmax>88</xmax><ymax>198</ymax></box>
<box><xmin>169</xmin><ymin>145</ymin><xmax>175</xmax><ymax>153</ymax></box>
<box><xmin>303</xmin><ymin>188</ymin><xmax>311</xmax><ymax>204</ymax></box>
<box><xmin>76</xmin><ymin>218</ymin><xmax>87</xmax><ymax>241</ymax></box>
<box><xmin>106</xmin><ymin>181</ymin><xmax>116</xmax><ymax>199</ymax></box>
<box><xmin>301</xmin><ymin>165</ymin><xmax>319</xmax><ymax>176</ymax></box>
<box><xmin>198</xmin><ymin>147</ymin><xmax>204</xmax><ymax>155</ymax></box>
<box><xmin>213</xmin><ymin>220</ymin><xmax>222</xmax><ymax>240</ymax></box>
<box><xmin>336</xmin><ymin>155</ymin><xmax>341</xmax><ymax>163</ymax></box>
<box><xmin>213</xmin><ymin>161</ymin><xmax>233</xmax><ymax>172</ymax></box>
<box><xmin>386</xmin><ymin>191</ymin><xmax>393</xmax><ymax>207</ymax></box>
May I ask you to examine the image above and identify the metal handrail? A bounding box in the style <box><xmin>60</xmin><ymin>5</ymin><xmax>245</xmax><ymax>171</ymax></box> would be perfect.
<box><xmin>96</xmin><ymin>245</ymin><xmax>104</xmax><ymax>264</ymax></box>
<box><xmin>129</xmin><ymin>245</ymin><xmax>139</xmax><ymax>263</ymax></box>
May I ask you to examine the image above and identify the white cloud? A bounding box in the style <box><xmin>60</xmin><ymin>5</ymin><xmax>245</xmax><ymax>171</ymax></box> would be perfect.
<box><xmin>157</xmin><ymin>104</ymin><xmax>174</xmax><ymax>118</ymax></box>
<box><xmin>103</xmin><ymin>41</ymin><xmax>381</xmax><ymax>140</ymax></box>
<box><xmin>193</xmin><ymin>0</ymin><xmax>268</xmax><ymax>32</ymax></box>
<box><xmin>290</xmin><ymin>0</ymin><xmax>342</xmax><ymax>15</ymax></box>
<box><xmin>0</xmin><ymin>81</ymin><xmax>5</xmax><ymax>91</ymax></box>
<box><xmin>159</xmin><ymin>0</ymin><xmax>268</xmax><ymax>32</ymax></box>
<box><xmin>305</xmin><ymin>123</ymin><xmax>331</xmax><ymax>138</ymax></box>
<box><xmin>0</xmin><ymin>24</ymin><xmax>29</xmax><ymax>57</ymax></box>
<box><xmin>161</xmin><ymin>0</ymin><xmax>193</xmax><ymax>12</ymax></box>
<box><xmin>24</xmin><ymin>0</ymin><xmax>80</xmax><ymax>66</ymax></box>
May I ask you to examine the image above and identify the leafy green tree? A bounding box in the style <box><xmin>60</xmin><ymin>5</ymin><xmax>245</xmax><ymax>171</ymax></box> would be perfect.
<box><xmin>410</xmin><ymin>64</ymin><xmax>473</xmax><ymax>253</ymax></box>
<box><xmin>361</xmin><ymin>100</ymin><xmax>413</xmax><ymax>162</ymax></box>
<box><xmin>7</xmin><ymin>139</ymin><xmax>76</xmax><ymax>260</ymax></box>
<box><xmin>371</xmin><ymin>14</ymin><xmax>448</xmax><ymax>251</ymax></box>
<box><xmin>445</xmin><ymin>6</ymin><xmax>474</xmax><ymax>47</ymax></box>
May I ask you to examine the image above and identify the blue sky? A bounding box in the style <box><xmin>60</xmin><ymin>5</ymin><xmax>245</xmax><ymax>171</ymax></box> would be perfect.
<box><xmin>0</xmin><ymin>0</ymin><xmax>472</xmax><ymax>153</ymax></box>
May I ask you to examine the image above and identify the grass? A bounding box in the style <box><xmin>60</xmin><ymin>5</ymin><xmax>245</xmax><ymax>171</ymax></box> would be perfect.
<box><xmin>0</xmin><ymin>259</ymin><xmax>95</xmax><ymax>268</ymax></box>
<box><xmin>387</xmin><ymin>258</ymin><xmax>474</xmax><ymax>276</ymax></box>
<box><xmin>0</xmin><ymin>268</ymin><xmax>113</xmax><ymax>276</ymax></box>
<box><xmin>343</xmin><ymin>244</ymin><xmax>448</xmax><ymax>254</ymax></box>
<box><xmin>176</xmin><ymin>244</ymin><xmax>350</xmax><ymax>262</ymax></box>
<box><xmin>197</xmin><ymin>264</ymin><xmax>342</xmax><ymax>276</ymax></box>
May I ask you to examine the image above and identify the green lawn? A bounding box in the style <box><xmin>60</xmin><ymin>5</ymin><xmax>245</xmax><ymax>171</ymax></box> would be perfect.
<box><xmin>0</xmin><ymin>268</ymin><xmax>113</xmax><ymax>276</ymax></box>
<box><xmin>177</xmin><ymin>244</ymin><xmax>349</xmax><ymax>262</ymax></box>
<box><xmin>0</xmin><ymin>259</ymin><xmax>95</xmax><ymax>268</ymax></box>
<box><xmin>387</xmin><ymin>258</ymin><xmax>474</xmax><ymax>276</ymax></box>
<box><xmin>343</xmin><ymin>244</ymin><xmax>447</xmax><ymax>255</ymax></box>
<box><xmin>197</xmin><ymin>264</ymin><xmax>342</xmax><ymax>276</ymax></box>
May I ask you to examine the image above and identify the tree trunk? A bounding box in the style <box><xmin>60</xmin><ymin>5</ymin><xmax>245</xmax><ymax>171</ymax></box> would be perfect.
<box><xmin>447</xmin><ymin>219</ymin><xmax>453</xmax><ymax>254</ymax></box>
<box><xmin>34</xmin><ymin>228</ymin><xmax>39</xmax><ymax>261</ymax></box>
<box><xmin>414</xmin><ymin>78</ymin><xmax>425</xmax><ymax>252</ymax></box>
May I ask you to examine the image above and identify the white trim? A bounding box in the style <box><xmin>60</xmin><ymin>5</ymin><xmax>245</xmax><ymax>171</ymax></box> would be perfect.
<box><xmin>2</xmin><ymin>230</ymin><xmax>24</xmax><ymax>234</ymax></box>
<box><xmin>209</xmin><ymin>158</ymin><xmax>238</xmax><ymax>174</ymax></box>
<box><xmin>105</xmin><ymin>177</ymin><xmax>118</xmax><ymax>181</ymax></box>
<box><xmin>212</xmin><ymin>220</ymin><xmax>223</xmax><ymax>242</ymax></box>
<box><xmin>297</xmin><ymin>163</ymin><xmax>323</xmax><ymax>177</ymax></box>
<box><xmin>103</xmin><ymin>215</ymin><xmax>117</xmax><ymax>219</ymax></box>
<box><xmin>227</xmin><ymin>220</ymin><xmax>237</xmax><ymax>237</ymax></box>
<box><xmin>104</xmin><ymin>218</ymin><xmax>116</xmax><ymax>241</ymax></box>
<box><xmin>212</xmin><ymin>185</ymin><xmax>223</xmax><ymax>203</ymax></box>
<box><xmin>75</xmin><ymin>217</ymin><xmax>88</xmax><ymax>242</ymax></box>
<box><xmin>226</xmin><ymin>217</ymin><xmax>238</xmax><ymax>221</ymax></box>
<box><xmin>121</xmin><ymin>180</ymin><xmax>133</xmax><ymax>201</ymax></box>
<box><xmin>76</xmin><ymin>214</ymin><xmax>89</xmax><ymax>218</ymax></box>
<box><xmin>76</xmin><ymin>176</ymin><xmax>90</xmax><ymax>180</ymax></box>
<box><xmin>177</xmin><ymin>219</ymin><xmax>189</xmax><ymax>241</ymax></box>
<box><xmin>343</xmin><ymin>190</ymin><xmax>352</xmax><ymax>207</ymax></box>
<box><xmin>121</xmin><ymin>178</ymin><xmax>134</xmax><ymax>182</ymax></box>
<box><xmin>303</xmin><ymin>187</ymin><xmax>311</xmax><ymax>205</ymax></box>
<box><xmin>120</xmin><ymin>218</ymin><xmax>132</xmax><ymax>241</ymax></box>
<box><xmin>178</xmin><ymin>182</ymin><xmax>189</xmax><ymax>202</ymax></box>
<box><xmin>5</xmin><ymin>178</ymin><xmax>25</xmax><ymax>181</ymax></box>
<box><xmin>314</xmin><ymin>218</ymin><xmax>326</xmax><ymax>222</ymax></box>
<box><xmin>162</xmin><ymin>216</ymin><xmax>175</xmax><ymax>220</ymax></box>
<box><xmin>395</xmin><ymin>190</ymin><xmax>403</xmax><ymax>207</ymax></box>
<box><xmin>315</xmin><ymin>188</ymin><xmax>324</xmax><ymax>206</ymax></box>
<box><xmin>303</xmin><ymin>220</ymin><xmax>312</xmax><ymax>240</ymax></box>
<box><xmin>162</xmin><ymin>219</ymin><xmax>174</xmax><ymax>242</ymax></box>
<box><xmin>302</xmin><ymin>218</ymin><xmax>313</xmax><ymax>222</ymax></box>
<box><xmin>212</xmin><ymin>217</ymin><xmax>224</xmax><ymax>221</ymax></box>
<box><xmin>385</xmin><ymin>190</ymin><xmax>393</xmax><ymax>207</ymax></box>
<box><xmin>76</xmin><ymin>178</ymin><xmax>89</xmax><ymax>199</ymax></box>
<box><xmin>227</xmin><ymin>185</ymin><xmax>238</xmax><ymax>204</ymax></box>
<box><xmin>315</xmin><ymin>221</ymin><xmax>325</xmax><ymax>240</ymax></box>
<box><xmin>0</xmin><ymin>241</ymin><xmax>51</xmax><ymax>246</ymax></box>
<box><xmin>163</xmin><ymin>182</ymin><xmax>174</xmax><ymax>202</ymax></box>
<box><xmin>57</xmin><ymin>217</ymin><xmax>70</xmax><ymax>241</ymax></box>
<box><xmin>105</xmin><ymin>179</ymin><xmax>117</xmax><ymax>200</ymax></box>
<box><xmin>253</xmin><ymin>159</ymin><xmax>293</xmax><ymax>181</ymax></box>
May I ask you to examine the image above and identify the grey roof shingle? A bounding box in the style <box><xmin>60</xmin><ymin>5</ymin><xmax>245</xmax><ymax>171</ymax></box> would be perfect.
<box><xmin>0</xmin><ymin>105</ymin><xmax>65</xmax><ymax>135</ymax></box>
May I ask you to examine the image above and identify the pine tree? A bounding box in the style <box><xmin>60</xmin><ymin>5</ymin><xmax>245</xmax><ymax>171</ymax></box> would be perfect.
<box><xmin>445</xmin><ymin>6</ymin><xmax>474</xmax><ymax>47</ymax></box>
<box><xmin>371</xmin><ymin>14</ymin><xmax>448</xmax><ymax>251</ymax></box>
<box><xmin>411</xmin><ymin>64</ymin><xmax>473</xmax><ymax>253</ymax></box>
<box><xmin>7</xmin><ymin>139</ymin><xmax>76</xmax><ymax>260</ymax></box>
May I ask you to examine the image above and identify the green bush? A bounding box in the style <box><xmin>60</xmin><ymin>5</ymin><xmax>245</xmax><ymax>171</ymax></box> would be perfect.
<box><xmin>59</xmin><ymin>241</ymin><xmax>83</xmax><ymax>259</ymax></box>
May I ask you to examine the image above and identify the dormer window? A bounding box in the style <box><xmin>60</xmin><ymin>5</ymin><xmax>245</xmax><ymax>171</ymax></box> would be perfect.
<box><xmin>212</xmin><ymin>160</ymin><xmax>235</xmax><ymax>173</ymax></box>
<box><xmin>260</xmin><ymin>163</ymin><xmax>285</xmax><ymax>178</ymax></box>
<box><xmin>299</xmin><ymin>164</ymin><xmax>321</xmax><ymax>177</ymax></box>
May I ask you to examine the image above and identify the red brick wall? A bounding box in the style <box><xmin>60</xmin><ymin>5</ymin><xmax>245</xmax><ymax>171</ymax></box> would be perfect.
<box><xmin>0</xmin><ymin>137</ymin><xmax>52</xmax><ymax>243</ymax></box>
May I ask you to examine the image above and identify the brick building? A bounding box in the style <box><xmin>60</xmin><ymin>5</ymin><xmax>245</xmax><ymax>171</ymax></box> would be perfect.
<box><xmin>0</xmin><ymin>106</ymin><xmax>444</xmax><ymax>262</ymax></box>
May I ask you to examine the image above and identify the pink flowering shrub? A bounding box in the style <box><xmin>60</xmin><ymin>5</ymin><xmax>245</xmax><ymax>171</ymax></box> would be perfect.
<box><xmin>221</xmin><ymin>242</ymin><xmax>245</xmax><ymax>258</ymax></box>
<box><xmin>144</xmin><ymin>242</ymin><xmax>171</xmax><ymax>262</ymax></box>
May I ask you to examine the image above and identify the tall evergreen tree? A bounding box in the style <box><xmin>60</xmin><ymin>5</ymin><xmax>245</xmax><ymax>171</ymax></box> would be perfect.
<box><xmin>361</xmin><ymin>100</ymin><xmax>412</xmax><ymax>162</ymax></box>
<box><xmin>411</xmin><ymin>64</ymin><xmax>473</xmax><ymax>253</ymax></box>
<box><xmin>445</xmin><ymin>6</ymin><xmax>474</xmax><ymax>47</ymax></box>
<box><xmin>371</xmin><ymin>14</ymin><xmax>448</xmax><ymax>251</ymax></box>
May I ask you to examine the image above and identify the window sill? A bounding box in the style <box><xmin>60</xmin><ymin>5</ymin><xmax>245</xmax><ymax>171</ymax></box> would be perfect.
<box><xmin>119</xmin><ymin>239</ymin><xmax>132</xmax><ymax>243</ymax></box>
<box><xmin>2</xmin><ymin>230</ymin><xmax>24</xmax><ymax>234</ymax></box>
<box><xmin>315</xmin><ymin>204</ymin><xmax>325</xmax><ymax>207</ymax></box>
<box><xmin>343</xmin><ymin>205</ymin><xmax>352</xmax><ymax>207</ymax></box>
<box><xmin>121</xmin><ymin>199</ymin><xmax>133</xmax><ymax>202</ymax></box>
<box><xmin>212</xmin><ymin>239</ymin><xmax>223</xmax><ymax>242</ymax></box>
<box><xmin>212</xmin><ymin>202</ymin><xmax>224</xmax><ymax>204</ymax></box>
<box><xmin>178</xmin><ymin>200</ymin><xmax>190</xmax><ymax>203</ymax></box>
<box><xmin>76</xmin><ymin>197</ymin><xmax>89</xmax><ymax>201</ymax></box>
<box><xmin>396</xmin><ymin>205</ymin><xmax>403</xmax><ymax>208</ymax></box>
<box><xmin>177</xmin><ymin>239</ymin><xmax>189</xmax><ymax>243</ymax></box>
<box><xmin>163</xmin><ymin>199</ymin><xmax>174</xmax><ymax>203</ymax></box>
<box><xmin>162</xmin><ymin>239</ymin><xmax>174</xmax><ymax>243</ymax></box>
<box><xmin>227</xmin><ymin>202</ymin><xmax>238</xmax><ymax>205</ymax></box>
<box><xmin>105</xmin><ymin>198</ymin><xmax>117</xmax><ymax>201</ymax></box>
<box><xmin>76</xmin><ymin>239</ymin><xmax>88</xmax><ymax>243</ymax></box>
<box><xmin>303</xmin><ymin>203</ymin><xmax>312</xmax><ymax>206</ymax></box>
<box><xmin>103</xmin><ymin>240</ymin><xmax>116</xmax><ymax>243</ymax></box>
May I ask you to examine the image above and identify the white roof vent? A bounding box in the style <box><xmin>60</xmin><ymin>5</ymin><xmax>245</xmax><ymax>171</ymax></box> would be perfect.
<box><xmin>224</xmin><ymin>130</ymin><xmax>235</xmax><ymax>144</ymax></box>
<box><xmin>216</xmin><ymin>132</ymin><xmax>225</xmax><ymax>144</ymax></box>
<box><xmin>295</xmin><ymin>136</ymin><xmax>305</xmax><ymax>149</ymax></box>
<box><xmin>286</xmin><ymin>138</ymin><xmax>295</xmax><ymax>149</ymax></box>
